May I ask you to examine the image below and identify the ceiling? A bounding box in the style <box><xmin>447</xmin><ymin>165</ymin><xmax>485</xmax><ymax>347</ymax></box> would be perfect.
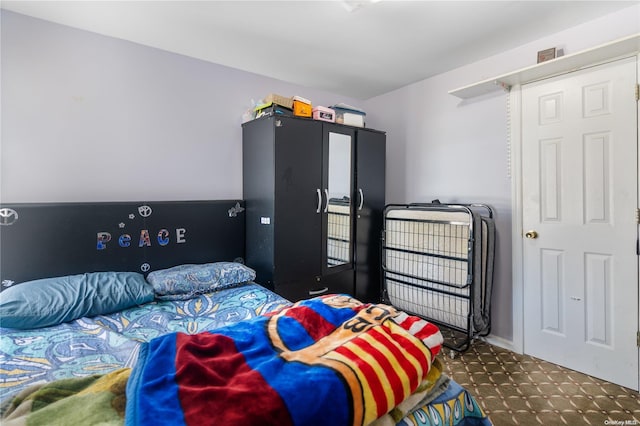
<box><xmin>2</xmin><ymin>1</ymin><xmax>637</xmax><ymax>99</ymax></box>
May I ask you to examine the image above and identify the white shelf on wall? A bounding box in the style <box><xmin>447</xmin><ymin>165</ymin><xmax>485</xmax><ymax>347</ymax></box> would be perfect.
<box><xmin>449</xmin><ymin>33</ymin><xmax>640</xmax><ymax>99</ymax></box>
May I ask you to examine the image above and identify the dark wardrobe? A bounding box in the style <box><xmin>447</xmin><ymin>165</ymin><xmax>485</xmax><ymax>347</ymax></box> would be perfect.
<box><xmin>242</xmin><ymin>115</ymin><xmax>385</xmax><ymax>303</ymax></box>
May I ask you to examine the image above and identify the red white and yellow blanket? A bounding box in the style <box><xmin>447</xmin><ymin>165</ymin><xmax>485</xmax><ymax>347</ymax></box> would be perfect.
<box><xmin>125</xmin><ymin>294</ymin><xmax>444</xmax><ymax>426</ymax></box>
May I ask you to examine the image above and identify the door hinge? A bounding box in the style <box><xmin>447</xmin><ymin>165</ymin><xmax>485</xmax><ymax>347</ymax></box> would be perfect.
<box><xmin>636</xmin><ymin>208</ymin><xmax>640</xmax><ymax>224</ymax></box>
<box><xmin>636</xmin><ymin>84</ymin><xmax>640</xmax><ymax>101</ymax></box>
<box><xmin>637</xmin><ymin>331</ymin><xmax>640</xmax><ymax>347</ymax></box>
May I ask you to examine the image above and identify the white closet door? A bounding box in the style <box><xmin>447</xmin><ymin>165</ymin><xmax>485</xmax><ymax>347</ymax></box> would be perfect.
<box><xmin>522</xmin><ymin>56</ymin><xmax>639</xmax><ymax>390</ymax></box>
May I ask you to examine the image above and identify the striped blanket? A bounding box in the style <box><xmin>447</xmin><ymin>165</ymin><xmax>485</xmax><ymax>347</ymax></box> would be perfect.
<box><xmin>125</xmin><ymin>295</ymin><xmax>443</xmax><ymax>426</ymax></box>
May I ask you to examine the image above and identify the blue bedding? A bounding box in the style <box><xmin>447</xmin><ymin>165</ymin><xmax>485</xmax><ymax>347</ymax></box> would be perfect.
<box><xmin>0</xmin><ymin>283</ymin><xmax>290</xmax><ymax>399</ymax></box>
<box><xmin>0</xmin><ymin>283</ymin><xmax>491</xmax><ymax>425</ymax></box>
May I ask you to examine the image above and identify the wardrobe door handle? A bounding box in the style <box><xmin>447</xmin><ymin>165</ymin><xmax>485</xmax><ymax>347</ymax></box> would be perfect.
<box><xmin>316</xmin><ymin>189</ymin><xmax>322</xmax><ymax>213</ymax></box>
<box><xmin>358</xmin><ymin>188</ymin><xmax>364</xmax><ymax>210</ymax></box>
<box><xmin>324</xmin><ymin>189</ymin><xmax>329</xmax><ymax>213</ymax></box>
<box><xmin>309</xmin><ymin>287</ymin><xmax>329</xmax><ymax>296</ymax></box>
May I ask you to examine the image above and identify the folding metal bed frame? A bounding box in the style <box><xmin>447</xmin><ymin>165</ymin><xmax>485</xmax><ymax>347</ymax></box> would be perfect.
<box><xmin>381</xmin><ymin>202</ymin><xmax>495</xmax><ymax>356</ymax></box>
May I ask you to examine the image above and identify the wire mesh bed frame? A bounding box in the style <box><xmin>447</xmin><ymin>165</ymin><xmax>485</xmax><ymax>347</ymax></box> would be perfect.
<box><xmin>381</xmin><ymin>202</ymin><xmax>495</xmax><ymax>356</ymax></box>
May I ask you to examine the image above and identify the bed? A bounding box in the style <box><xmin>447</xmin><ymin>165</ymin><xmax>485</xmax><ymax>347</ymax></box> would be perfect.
<box><xmin>0</xmin><ymin>200</ymin><xmax>491</xmax><ymax>426</ymax></box>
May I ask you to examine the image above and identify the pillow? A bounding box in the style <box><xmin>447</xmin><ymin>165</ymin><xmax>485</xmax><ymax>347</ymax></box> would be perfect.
<box><xmin>147</xmin><ymin>262</ymin><xmax>256</xmax><ymax>301</ymax></box>
<box><xmin>0</xmin><ymin>272</ymin><xmax>154</xmax><ymax>330</ymax></box>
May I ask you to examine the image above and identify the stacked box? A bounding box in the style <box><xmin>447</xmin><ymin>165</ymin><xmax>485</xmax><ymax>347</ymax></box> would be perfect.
<box><xmin>292</xmin><ymin>95</ymin><xmax>312</xmax><ymax>117</ymax></box>
<box><xmin>312</xmin><ymin>106</ymin><xmax>335</xmax><ymax>122</ymax></box>
<box><xmin>331</xmin><ymin>104</ymin><xmax>366</xmax><ymax>127</ymax></box>
<box><xmin>263</xmin><ymin>93</ymin><xmax>293</xmax><ymax>109</ymax></box>
<box><xmin>254</xmin><ymin>103</ymin><xmax>293</xmax><ymax>119</ymax></box>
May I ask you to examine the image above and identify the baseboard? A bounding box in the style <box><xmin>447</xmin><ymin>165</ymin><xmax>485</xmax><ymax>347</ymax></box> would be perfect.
<box><xmin>480</xmin><ymin>334</ymin><xmax>519</xmax><ymax>353</ymax></box>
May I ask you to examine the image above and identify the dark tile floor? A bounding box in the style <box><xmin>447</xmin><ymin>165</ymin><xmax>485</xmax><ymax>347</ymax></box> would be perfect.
<box><xmin>439</xmin><ymin>340</ymin><xmax>640</xmax><ymax>425</ymax></box>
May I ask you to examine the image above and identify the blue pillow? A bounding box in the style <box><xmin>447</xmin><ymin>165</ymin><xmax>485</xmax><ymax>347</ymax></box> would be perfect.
<box><xmin>0</xmin><ymin>272</ymin><xmax>154</xmax><ymax>330</ymax></box>
<box><xmin>147</xmin><ymin>262</ymin><xmax>256</xmax><ymax>301</ymax></box>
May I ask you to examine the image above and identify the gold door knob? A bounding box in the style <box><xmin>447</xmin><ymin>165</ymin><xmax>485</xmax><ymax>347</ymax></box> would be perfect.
<box><xmin>525</xmin><ymin>230</ymin><xmax>538</xmax><ymax>239</ymax></box>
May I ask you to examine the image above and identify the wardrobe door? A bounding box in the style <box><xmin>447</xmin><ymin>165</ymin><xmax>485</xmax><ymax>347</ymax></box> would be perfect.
<box><xmin>273</xmin><ymin>117</ymin><xmax>323</xmax><ymax>286</ymax></box>
<box><xmin>243</xmin><ymin>116</ymin><xmax>276</xmax><ymax>288</ymax></box>
<box><xmin>354</xmin><ymin>129</ymin><xmax>386</xmax><ymax>303</ymax></box>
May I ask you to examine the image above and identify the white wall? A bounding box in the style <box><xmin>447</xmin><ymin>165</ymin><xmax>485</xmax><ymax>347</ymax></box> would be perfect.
<box><xmin>2</xmin><ymin>6</ymin><xmax>638</xmax><ymax>344</ymax></box>
<box><xmin>0</xmin><ymin>11</ymin><xmax>365</xmax><ymax>203</ymax></box>
<box><xmin>364</xmin><ymin>4</ymin><xmax>639</xmax><ymax>344</ymax></box>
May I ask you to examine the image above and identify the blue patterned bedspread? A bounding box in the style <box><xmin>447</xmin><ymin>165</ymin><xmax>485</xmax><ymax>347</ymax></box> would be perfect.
<box><xmin>0</xmin><ymin>284</ymin><xmax>491</xmax><ymax>425</ymax></box>
<box><xmin>398</xmin><ymin>379</ymin><xmax>491</xmax><ymax>426</ymax></box>
<box><xmin>0</xmin><ymin>283</ymin><xmax>290</xmax><ymax>399</ymax></box>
